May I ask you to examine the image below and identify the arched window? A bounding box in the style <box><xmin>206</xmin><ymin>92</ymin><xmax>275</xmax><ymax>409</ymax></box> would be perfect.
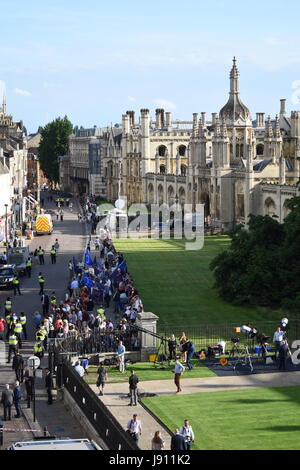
<box><xmin>178</xmin><ymin>145</ymin><xmax>186</xmax><ymax>157</ymax></box>
<box><xmin>158</xmin><ymin>145</ymin><xmax>167</xmax><ymax>157</ymax></box>
<box><xmin>264</xmin><ymin>197</ymin><xmax>276</xmax><ymax>216</ymax></box>
<box><xmin>160</xmin><ymin>165</ymin><xmax>166</xmax><ymax>175</ymax></box>
<box><xmin>256</xmin><ymin>144</ymin><xmax>264</xmax><ymax>156</ymax></box>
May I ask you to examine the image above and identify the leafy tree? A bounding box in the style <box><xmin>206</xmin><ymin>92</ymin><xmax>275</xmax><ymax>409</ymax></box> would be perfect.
<box><xmin>210</xmin><ymin>212</ymin><xmax>286</xmax><ymax>308</ymax></box>
<box><xmin>38</xmin><ymin>116</ymin><xmax>73</xmax><ymax>185</ymax></box>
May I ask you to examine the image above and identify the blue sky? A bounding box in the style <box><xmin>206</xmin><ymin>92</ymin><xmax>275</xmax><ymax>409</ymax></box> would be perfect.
<box><xmin>1</xmin><ymin>0</ymin><xmax>300</xmax><ymax>133</ymax></box>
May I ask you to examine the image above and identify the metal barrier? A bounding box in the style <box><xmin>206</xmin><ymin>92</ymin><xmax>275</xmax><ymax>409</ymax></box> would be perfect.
<box><xmin>58</xmin><ymin>362</ymin><xmax>139</xmax><ymax>450</ymax></box>
<box><xmin>158</xmin><ymin>320</ymin><xmax>300</xmax><ymax>351</ymax></box>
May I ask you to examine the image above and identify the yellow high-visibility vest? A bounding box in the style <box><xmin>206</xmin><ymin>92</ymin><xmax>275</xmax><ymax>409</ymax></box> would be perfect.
<box><xmin>14</xmin><ymin>323</ymin><xmax>22</xmax><ymax>334</ymax></box>
<box><xmin>9</xmin><ymin>335</ymin><xmax>18</xmax><ymax>346</ymax></box>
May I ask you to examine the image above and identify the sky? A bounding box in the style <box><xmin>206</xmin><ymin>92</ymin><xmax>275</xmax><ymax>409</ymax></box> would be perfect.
<box><xmin>1</xmin><ymin>0</ymin><xmax>300</xmax><ymax>133</ymax></box>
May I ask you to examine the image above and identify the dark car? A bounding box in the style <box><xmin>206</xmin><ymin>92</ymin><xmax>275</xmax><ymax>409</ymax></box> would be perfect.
<box><xmin>0</xmin><ymin>265</ymin><xmax>18</xmax><ymax>289</ymax></box>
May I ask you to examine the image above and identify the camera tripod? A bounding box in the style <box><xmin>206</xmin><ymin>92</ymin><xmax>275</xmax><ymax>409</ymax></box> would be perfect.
<box><xmin>233</xmin><ymin>344</ymin><xmax>253</xmax><ymax>373</ymax></box>
<box><xmin>228</xmin><ymin>342</ymin><xmax>241</xmax><ymax>358</ymax></box>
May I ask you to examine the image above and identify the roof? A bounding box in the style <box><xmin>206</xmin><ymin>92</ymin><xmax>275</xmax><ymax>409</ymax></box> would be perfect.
<box><xmin>253</xmin><ymin>159</ymin><xmax>272</xmax><ymax>171</ymax></box>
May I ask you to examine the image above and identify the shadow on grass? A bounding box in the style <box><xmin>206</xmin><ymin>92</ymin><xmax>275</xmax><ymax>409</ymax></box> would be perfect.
<box><xmin>257</xmin><ymin>425</ymin><xmax>300</xmax><ymax>433</ymax></box>
<box><xmin>226</xmin><ymin>398</ymin><xmax>291</xmax><ymax>404</ymax></box>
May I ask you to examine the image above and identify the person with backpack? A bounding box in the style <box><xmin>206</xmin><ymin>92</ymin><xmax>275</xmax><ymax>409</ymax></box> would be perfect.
<box><xmin>126</xmin><ymin>414</ymin><xmax>142</xmax><ymax>444</ymax></box>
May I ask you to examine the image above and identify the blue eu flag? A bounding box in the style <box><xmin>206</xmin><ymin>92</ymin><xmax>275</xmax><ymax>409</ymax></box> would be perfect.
<box><xmin>85</xmin><ymin>251</ymin><xmax>93</xmax><ymax>266</ymax></box>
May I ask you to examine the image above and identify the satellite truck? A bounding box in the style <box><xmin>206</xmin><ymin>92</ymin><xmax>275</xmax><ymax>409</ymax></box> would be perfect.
<box><xmin>7</xmin><ymin>438</ymin><xmax>101</xmax><ymax>451</ymax></box>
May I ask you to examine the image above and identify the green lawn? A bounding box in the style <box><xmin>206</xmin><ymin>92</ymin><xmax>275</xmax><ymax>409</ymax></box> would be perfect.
<box><xmin>114</xmin><ymin>237</ymin><xmax>273</xmax><ymax>327</ymax></box>
<box><xmin>85</xmin><ymin>360</ymin><xmax>216</xmax><ymax>385</ymax></box>
<box><xmin>141</xmin><ymin>386</ymin><xmax>300</xmax><ymax>450</ymax></box>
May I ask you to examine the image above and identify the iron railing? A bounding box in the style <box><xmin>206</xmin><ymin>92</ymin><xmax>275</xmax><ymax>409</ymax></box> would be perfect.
<box><xmin>157</xmin><ymin>320</ymin><xmax>300</xmax><ymax>351</ymax></box>
<box><xmin>57</xmin><ymin>362</ymin><xmax>139</xmax><ymax>451</ymax></box>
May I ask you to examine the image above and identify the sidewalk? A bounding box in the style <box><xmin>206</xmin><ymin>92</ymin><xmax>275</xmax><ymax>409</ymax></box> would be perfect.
<box><xmin>89</xmin><ymin>370</ymin><xmax>300</xmax><ymax>450</ymax></box>
<box><xmin>0</xmin><ymin>194</ymin><xmax>89</xmax><ymax>449</ymax></box>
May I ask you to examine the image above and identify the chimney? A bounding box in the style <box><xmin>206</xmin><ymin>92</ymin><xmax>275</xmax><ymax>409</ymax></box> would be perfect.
<box><xmin>126</xmin><ymin>110</ymin><xmax>135</xmax><ymax>127</ymax></box>
<box><xmin>256</xmin><ymin>113</ymin><xmax>265</xmax><ymax>128</ymax></box>
<box><xmin>192</xmin><ymin>113</ymin><xmax>198</xmax><ymax>136</ymax></box>
<box><xmin>122</xmin><ymin>114</ymin><xmax>130</xmax><ymax>134</ymax></box>
<box><xmin>280</xmin><ymin>99</ymin><xmax>287</xmax><ymax>116</ymax></box>
<box><xmin>165</xmin><ymin>112</ymin><xmax>172</xmax><ymax>128</ymax></box>
<box><xmin>212</xmin><ymin>113</ymin><xmax>217</xmax><ymax>125</ymax></box>
<box><xmin>155</xmin><ymin>109</ymin><xmax>161</xmax><ymax>128</ymax></box>
<box><xmin>201</xmin><ymin>112</ymin><xmax>206</xmax><ymax>128</ymax></box>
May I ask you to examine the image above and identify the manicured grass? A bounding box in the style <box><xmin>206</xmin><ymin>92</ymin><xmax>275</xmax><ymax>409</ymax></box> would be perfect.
<box><xmin>114</xmin><ymin>237</ymin><xmax>272</xmax><ymax>327</ymax></box>
<box><xmin>141</xmin><ymin>385</ymin><xmax>300</xmax><ymax>450</ymax></box>
<box><xmin>84</xmin><ymin>359</ymin><xmax>216</xmax><ymax>385</ymax></box>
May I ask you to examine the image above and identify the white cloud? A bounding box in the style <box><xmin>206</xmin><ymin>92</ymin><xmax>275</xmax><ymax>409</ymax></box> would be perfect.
<box><xmin>153</xmin><ymin>98</ymin><xmax>177</xmax><ymax>110</ymax></box>
<box><xmin>128</xmin><ymin>96</ymin><xmax>136</xmax><ymax>103</ymax></box>
<box><xmin>15</xmin><ymin>88</ymin><xmax>32</xmax><ymax>97</ymax></box>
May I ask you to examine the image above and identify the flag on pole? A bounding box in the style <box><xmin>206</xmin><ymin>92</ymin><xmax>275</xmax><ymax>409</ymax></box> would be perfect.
<box><xmin>85</xmin><ymin>250</ymin><xmax>93</xmax><ymax>266</ymax></box>
<box><xmin>118</xmin><ymin>260</ymin><xmax>127</xmax><ymax>273</ymax></box>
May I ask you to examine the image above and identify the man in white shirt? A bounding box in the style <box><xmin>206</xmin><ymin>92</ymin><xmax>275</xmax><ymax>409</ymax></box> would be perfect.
<box><xmin>173</xmin><ymin>358</ymin><xmax>185</xmax><ymax>393</ymax></box>
<box><xmin>74</xmin><ymin>361</ymin><xmax>85</xmax><ymax>377</ymax></box>
<box><xmin>127</xmin><ymin>414</ymin><xmax>142</xmax><ymax>444</ymax></box>
<box><xmin>179</xmin><ymin>419</ymin><xmax>195</xmax><ymax>451</ymax></box>
<box><xmin>273</xmin><ymin>327</ymin><xmax>284</xmax><ymax>357</ymax></box>
<box><xmin>117</xmin><ymin>340</ymin><xmax>126</xmax><ymax>373</ymax></box>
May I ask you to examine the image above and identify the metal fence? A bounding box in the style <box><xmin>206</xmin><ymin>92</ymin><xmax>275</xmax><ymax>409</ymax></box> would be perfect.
<box><xmin>50</xmin><ymin>328</ymin><xmax>139</xmax><ymax>358</ymax></box>
<box><xmin>157</xmin><ymin>320</ymin><xmax>300</xmax><ymax>351</ymax></box>
<box><xmin>57</xmin><ymin>362</ymin><xmax>139</xmax><ymax>451</ymax></box>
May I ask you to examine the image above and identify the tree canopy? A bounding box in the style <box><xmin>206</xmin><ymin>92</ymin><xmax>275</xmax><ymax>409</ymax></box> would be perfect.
<box><xmin>210</xmin><ymin>197</ymin><xmax>300</xmax><ymax>312</ymax></box>
<box><xmin>38</xmin><ymin>116</ymin><xmax>73</xmax><ymax>185</ymax></box>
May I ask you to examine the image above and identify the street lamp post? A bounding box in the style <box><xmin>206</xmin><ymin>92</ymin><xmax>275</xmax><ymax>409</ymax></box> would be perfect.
<box><xmin>4</xmin><ymin>204</ymin><xmax>8</xmax><ymax>252</ymax></box>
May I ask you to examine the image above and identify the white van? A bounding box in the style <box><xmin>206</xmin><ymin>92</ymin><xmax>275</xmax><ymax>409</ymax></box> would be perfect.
<box><xmin>8</xmin><ymin>438</ymin><xmax>101</xmax><ymax>450</ymax></box>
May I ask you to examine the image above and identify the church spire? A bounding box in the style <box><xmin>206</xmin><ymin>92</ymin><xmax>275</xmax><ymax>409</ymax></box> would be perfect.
<box><xmin>230</xmin><ymin>56</ymin><xmax>240</xmax><ymax>95</ymax></box>
<box><xmin>2</xmin><ymin>92</ymin><xmax>6</xmax><ymax>114</ymax></box>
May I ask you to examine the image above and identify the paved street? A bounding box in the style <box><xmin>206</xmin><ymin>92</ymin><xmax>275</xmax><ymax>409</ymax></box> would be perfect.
<box><xmin>0</xmin><ymin>194</ymin><xmax>89</xmax><ymax>448</ymax></box>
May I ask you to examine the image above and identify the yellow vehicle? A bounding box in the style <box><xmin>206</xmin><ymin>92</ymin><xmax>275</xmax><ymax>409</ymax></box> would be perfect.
<box><xmin>35</xmin><ymin>214</ymin><xmax>53</xmax><ymax>235</ymax></box>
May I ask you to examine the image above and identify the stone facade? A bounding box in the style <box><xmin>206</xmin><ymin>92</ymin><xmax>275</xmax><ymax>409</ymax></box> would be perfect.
<box><xmin>61</xmin><ymin>127</ymin><xmax>106</xmax><ymax>197</ymax></box>
<box><xmin>101</xmin><ymin>58</ymin><xmax>300</xmax><ymax>229</ymax></box>
<box><xmin>0</xmin><ymin>95</ymin><xmax>28</xmax><ymax>234</ymax></box>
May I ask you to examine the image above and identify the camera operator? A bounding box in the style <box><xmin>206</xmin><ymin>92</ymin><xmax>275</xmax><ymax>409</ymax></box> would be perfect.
<box><xmin>278</xmin><ymin>339</ymin><xmax>290</xmax><ymax>371</ymax></box>
<box><xmin>273</xmin><ymin>327</ymin><xmax>284</xmax><ymax>359</ymax></box>
<box><xmin>183</xmin><ymin>340</ymin><xmax>195</xmax><ymax>371</ymax></box>
<box><xmin>168</xmin><ymin>334</ymin><xmax>177</xmax><ymax>361</ymax></box>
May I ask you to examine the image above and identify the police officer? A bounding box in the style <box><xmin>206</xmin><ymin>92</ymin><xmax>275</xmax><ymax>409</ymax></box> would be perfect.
<box><xmin>4</xmin><ymin>297</ymin><xmax>12</xmax><ymax>315</ymax></box>
<box><xmin>38</xmin><ymin>273</ymin><xmax>45</xmax><ymax>295</ymax></box>
<box><xmin>26</xmin><ymin>257</ymin><xmax>32</xmax><ymax>278</ymax></box>
<box><xmin>50</xmin><ymin>246</ymin><xmax>57</xmax><ymax>264</ymax></box>
<box><xmin>37</xmin><ymin>247</ymin><xmax>45</xmax><ymax>265</ymax></box>
<box><xmin>7</xmin><ymin>333</ymin><xmax>18</xmax><ymax>363</ymax></box>
<box><xmin>33</xmin><ymin>341</ymin><xmax>44</xmax><ymax>359</ymax></box>
<box><xmin>19</xmin><ymin>313</ymin><xmax>27</xmax><ymax>340</ymax></box>
<box><xmin>13</xmin><ymin>275</ymin><xmax>22</xmax><ymax>296</ymax></box>
<box><xmin>50</xmin><ymin>292</ymin><xmax>56</xmax><ymax>311</ymax></box>
<box><xmin>14</xmin><ymin>320</ymin><xmax>23</xmax><ymax>349</ymax></box>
